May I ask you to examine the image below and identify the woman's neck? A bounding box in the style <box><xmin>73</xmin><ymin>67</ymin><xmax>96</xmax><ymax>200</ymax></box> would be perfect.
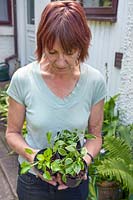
<box><xmin>40</xmin><ymin>60</ymin><xmax>80</xmax><ymax>80</ymax></box>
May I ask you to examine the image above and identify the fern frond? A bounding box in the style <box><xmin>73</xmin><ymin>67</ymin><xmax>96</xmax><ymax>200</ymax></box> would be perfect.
<box><xmin>103</xmin><ymin>136</ymin><xmax>133</xmax><ymax>163</ymax></box>
<box><xmin>97</xmin><ymin>158</ymin><xmax>133</xmax><ymax>193</ymax></box>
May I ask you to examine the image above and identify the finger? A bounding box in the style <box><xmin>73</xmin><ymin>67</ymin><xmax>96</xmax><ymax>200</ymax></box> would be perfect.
<box><xmin>37</xmin><ymin>173</ymin><xmax>57</xmax><ymax>186</ymax></box>
<box><xmin>58</xmin><ymin>184</ymin><xmax>68</xmax><ymax>190</ymax></box>
<box><xmin>48</xmin><ymin>180</ymin><xmax>57</xmax><ymax>186</ymax></box>
<box><xmin>56</xmin><ymin>173</ymin><xmax>63</xmax><ymax>185</ymax></box>
<box><xmin>83</xmin><ymin>173</ymin><xmax>87</xmax><ymax>180</ymax></box>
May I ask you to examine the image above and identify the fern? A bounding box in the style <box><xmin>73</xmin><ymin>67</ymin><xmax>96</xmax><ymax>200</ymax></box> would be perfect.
<box><xmin>103</xmin><ymin>136</ymin><xmax>133</xmax><ymax>163</ymax></box>
<box><xmin>97</xmin><ymin>158</ymin><xmax>133</xmax><ymax>193</ymax></box>
<box><xmin>94</xmin><ymin>136</ymin><xmax>133</xmax><ymax>193</ymax></box>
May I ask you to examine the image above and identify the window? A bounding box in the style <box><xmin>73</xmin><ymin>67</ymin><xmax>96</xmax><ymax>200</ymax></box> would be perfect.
<box><xmin>51</xmin><ymin>0</ymin><xmax>118</xmax><ymax>22</ymax></box>
<box><xmin>27</xmin><ymin>0</ymin><xmax>35</xmax><ymax>25</ymax></box>
<box><xmin>0</xmin><ymin>0</ymin><xmax>12</xmax><ymax>25</ymax></box>
<box><xmin>81</xmin><ymin>0</ymin><xmax>119</xmax><ymax>22</ymax></box>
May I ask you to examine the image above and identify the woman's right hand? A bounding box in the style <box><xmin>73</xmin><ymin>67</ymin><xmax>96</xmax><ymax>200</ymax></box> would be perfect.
<box><xmin>35</xmin><ymin>171</ymin><xmax>57</xmax><ymax>186</ymax></box>
<box><xmin>37</xmin><ymin>173</ymin><xmax>69</xmax><ymax>189</ymax></box>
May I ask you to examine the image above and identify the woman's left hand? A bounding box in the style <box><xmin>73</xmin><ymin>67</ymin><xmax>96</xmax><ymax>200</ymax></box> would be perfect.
<box><xmin>56</xmin><ymin>173</ymin><xmax>68</xmax><ymax>190</ymax></box>
<box><xmin>56</xmin><ymin>172</ymin><xmax>87</xmax><ymax>190</ymax></box>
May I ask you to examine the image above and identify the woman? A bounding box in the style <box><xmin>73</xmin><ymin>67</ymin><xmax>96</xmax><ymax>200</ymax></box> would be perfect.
<box><xmin>6</xmin><ymin>1</ymin><xmax>106</xmax><ymax>200</ymax></box>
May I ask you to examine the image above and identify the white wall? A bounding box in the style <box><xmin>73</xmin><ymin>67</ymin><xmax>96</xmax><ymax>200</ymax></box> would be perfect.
<box><xmin>35</xmin><ymin>0</ymin><xmax>50</xmax><ymax>36</ymax></box>
<box><xmin>118</xmin><ymin>0</ymin><xmax>133</xmax><ymax>124</ymax></box>
<box><xmin>86</xmin><ymin>0</ymin><xmax>128</xmax><ymax>98</ymax></box>
<box><xmin>86</xmin><ymin>0</ymin><xmax>133</xmax><ymax>124</ymax></box>
<box><xmin>0</xmin><ymin>1</ymin><xmax>16</xmax><ymax>77</ymax></box>
<box><xmin>0</xmin><ymin>26</ymin><xmax>14</xmax><ymax>62</ymax></box>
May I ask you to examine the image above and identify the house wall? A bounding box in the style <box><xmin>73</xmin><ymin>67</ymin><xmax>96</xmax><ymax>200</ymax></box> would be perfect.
<box><xmin>0</xmin><ymin>1</ymin><xmax>17</xmax><ymax>77</ymax></box>
<box><xmin>0</xmin><ymin>26</ymin><xmax>14</xmax><ymax>63</ymax></box>
<box><xmin>85</xmin><ymin>0</ymin><xmax>133</xmax><ymax>124</ymax></box>
<box><xmin>118</xmin><ymin>0</ymin><xmax>133</xmax><ymax>124</ymax></box>
<box><xmin>86</xmin><ymin>0</ymin><xmax>128</xmax><ymax>97</ymax></box>
<box><xmin>35</xmin><ymin>0</ymin><xmax>50</xmax><ymax>32</ymax></box>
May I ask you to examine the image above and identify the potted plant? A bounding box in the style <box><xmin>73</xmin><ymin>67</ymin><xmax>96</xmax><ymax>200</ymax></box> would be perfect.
<box><xmin>91</xmin><ymin>135</ymin><xmax>133</xmax><ymax>200</ymax></box>
<box><xmin>88</xmin><ymin>95</ymin><xmax>133</xmax><ymax>200</ymax></box>
<box><xmin>20</xmin><ymin>129</ymin><xmax>94</xmax><ymax>188</ymax></box>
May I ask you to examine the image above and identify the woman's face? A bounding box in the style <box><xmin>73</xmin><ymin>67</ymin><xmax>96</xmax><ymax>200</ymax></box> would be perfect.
<box><xmin>44</xmin><ymin>40</ymin><xmax>80</xmax><ymax>73</ymax></box>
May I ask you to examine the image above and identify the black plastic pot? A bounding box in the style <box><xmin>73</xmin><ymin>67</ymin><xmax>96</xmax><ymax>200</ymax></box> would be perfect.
<box><xmin>65</xmin><ymin>161</ymin><xmax>88</xmax><ymax>188</ymax></box>
<box><xmin>34</xmin><ymin>148</ymin><xmax>58</xmax><ymax>175</ymax></box>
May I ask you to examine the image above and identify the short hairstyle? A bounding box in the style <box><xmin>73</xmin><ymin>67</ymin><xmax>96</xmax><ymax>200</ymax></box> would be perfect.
<box><xmin>35</xmin><ymin>1</ymin><xmax>92</xmax><ymax>62</ymax></box>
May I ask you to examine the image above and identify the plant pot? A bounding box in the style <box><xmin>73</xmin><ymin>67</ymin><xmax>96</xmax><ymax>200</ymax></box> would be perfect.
<box><xmin>76</xmin><ymin>140</ymin><xmax>81</xmax><ymax>152</ymax></box>
<box><xmin>0</xmin><ymin>63</ymin><xmax>10</xmax><ymax>82</ymax></box>
<box><xmin>97</xmin><ymin>181</ymin><xmax>121</xmax><ymax>200</ymax></box>
<box><xmin>34</xmin><ymin>148</ymin><xmax>58</xmax><ymax>176</ymax></box>
<box><xmin>65</xmin><ymin>161</ymin><xmax>88</xmax><ymax>188</ymax></box>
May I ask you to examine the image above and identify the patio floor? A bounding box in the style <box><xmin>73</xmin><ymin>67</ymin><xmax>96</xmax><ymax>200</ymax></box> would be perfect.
<box><xmin>0</xmin><ymin>127</ymin><xmax>18</xmax><ymax>200</ymax></box>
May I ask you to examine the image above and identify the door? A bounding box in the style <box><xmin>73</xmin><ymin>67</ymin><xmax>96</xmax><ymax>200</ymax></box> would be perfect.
<box><xmin>25</xmin><ymin>0</ymin><xmax>35</xmax><ymax>63</ymax></box>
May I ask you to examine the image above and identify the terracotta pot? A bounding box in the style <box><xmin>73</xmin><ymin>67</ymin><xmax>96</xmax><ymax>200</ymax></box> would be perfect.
<box><xmin>97</xmin><ymin>181</ymin><xmax>121</xmax><ymax>200</ymax></box>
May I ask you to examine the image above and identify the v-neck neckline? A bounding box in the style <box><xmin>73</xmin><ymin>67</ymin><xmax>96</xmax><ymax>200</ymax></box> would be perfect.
<box><xmin>33</xmin><ymin>61</ymin><xmax>87</xmax><ymax>105</ymax></box>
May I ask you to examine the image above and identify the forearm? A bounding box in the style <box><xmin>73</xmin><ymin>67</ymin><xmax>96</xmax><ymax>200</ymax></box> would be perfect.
<box><xmin>6</xmin><ymin>130</ymin><xmax>39</xmax><ymax>163</ymax></box>
<box><xmin>83</xmin><ymin>137</ymin><xmax>102</xmax><ymax>165</ymax></box>
<box><xmin>83</xmin><ymin>100</ymin><xmax>104</xmax><ymax>165</ymax></box>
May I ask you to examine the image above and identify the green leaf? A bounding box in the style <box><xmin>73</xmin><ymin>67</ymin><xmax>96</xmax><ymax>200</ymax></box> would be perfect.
<box><xmin>37</xmin><ymin>154</ymin><xmax>45</xmax><ymax>161</ymax></box>
<box><xmin>25</xmin><ymin>148</ymin><xmax>34</xmax><ymax>154</ymax></box>
<box><xmin>43</xmin><ymin>171</ymin><xmax>52</xmax><ymax>180</ymax></box>
<box><xmin>46</xmin><ymin>131</ymin><xmax>52</xmax><ymax>145</ymax></box>
<box><xmin>20</xmin><ymin>162</ymin><xmax>31</xmax><ymax>174</ymax></box>
<box><xmin>45</xmin><ymin>161</ymin><xmax>51</xmax><ymax>169</ymax></box>
<box><xmin>55</xmin><ymin>140</ymin><xmax>65</xmax><ymax>146</ymax></box>
<box><xmin>84</xmin><ymin>133</ymin><xmax>96</xmax><ymax>139</ymax></box>
<box><xmin>81</xmin><ymin>147</ymin><xmax>87</xmax><ymax>156</ymax></box>
<box><xmin>43</xmin><ymin>148</ymin><xmax>53</xmax><ymax>159</ymax></box>
<box><xmin>62</xmin><ymin>174</ymin><xmax>67</xmax><ymax>183</ymax></box>
<box><xmin>74</xmin><ymin>162</ymin><xmax>81</xmax><ymax>174</ymax></box>
<box><xmin>58</xmin><ymin>148</ymin><xmax>67</xmax><ymax>156</ymax></box>
<box><xmin>65</xmin><ymin>145</ymin><xmax>76</xmax><ymax>152</ymax></box>
<box><xmin>51</xmin><ymin>159</ymin><xmax>62</xmax><ymax>172</ymax></box>
<box><xmin>64</xmin><ymin>158</ymin><xmax>73</xmax><ymax>165</ymax></box>
<box><xmin>20</xmin><ymin>161</ymin><xmax>30</xmax><ymax>168</ymax></box>
<box><xmin>20</xmin><ymin>166</ymin><xmax>31</xmax><ymax>174</ymax></box>
<box><xmin>65</xmin><ymin>165</ymin><xmax>73</xmax><ymax>175</ymax></box>
<box><xmin>37</xmin><ymin>163</ymin><xmax>43</xmax><ymax>169</ymax></box>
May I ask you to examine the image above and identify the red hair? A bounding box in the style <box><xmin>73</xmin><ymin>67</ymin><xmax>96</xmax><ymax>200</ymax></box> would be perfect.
<box><xmin>36</xmin><ymin>1</ymin><xmax>91</xmax><ymax>62</ymax></box>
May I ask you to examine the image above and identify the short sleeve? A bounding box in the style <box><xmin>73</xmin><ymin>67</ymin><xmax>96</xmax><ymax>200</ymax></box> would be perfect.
<box><xmin>7</xmin><ymin>69</ymin><xmax>25</xmax><ymax>105</ymax></box>
<box><xmin>91</xmin><ymin>72</ymin><xmax>107</xmax><ymax>105</ymax></box>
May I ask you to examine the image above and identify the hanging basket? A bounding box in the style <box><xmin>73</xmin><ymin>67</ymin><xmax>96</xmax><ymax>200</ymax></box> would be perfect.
<box><xmin>0</xmin><ymin>62</ymin><xmax>10</xmax><ymax>82</ymax></box>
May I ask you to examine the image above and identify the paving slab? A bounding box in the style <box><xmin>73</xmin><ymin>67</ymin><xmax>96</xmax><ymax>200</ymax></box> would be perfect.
<box><xmin>0</xmin><ymin>128</ymin><xmax>18</xmax><ymax>200</ymax></box>
<box><xmin>0</xmin><ymin>155</ymin><xmax>18</xmax><ymax>199</ymax></box>
<box><xmin>0</xmin><ymin>167</ymin><xmax>15</xmax><ymax>200</ymax></box>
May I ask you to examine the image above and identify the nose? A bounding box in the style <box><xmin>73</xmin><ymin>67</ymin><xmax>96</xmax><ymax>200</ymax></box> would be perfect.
<box><xmin>56</xmin><ymin>54</ymin><xmax>66</xmax><ymax>66</ymax></box>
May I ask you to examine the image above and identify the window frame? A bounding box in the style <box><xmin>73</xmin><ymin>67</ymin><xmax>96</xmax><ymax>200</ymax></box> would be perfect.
<box><xmin>0</xmin><ymin>0</ymin><xmax>12</xmax><ymax>25</ymax></box>
<box><xmin>81</xmin><ymin>0</ymin><xmax>119</xmax><ymax>22</ymax></box>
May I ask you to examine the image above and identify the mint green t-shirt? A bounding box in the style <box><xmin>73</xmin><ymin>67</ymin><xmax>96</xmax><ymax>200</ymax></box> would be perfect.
<box><xmin>7</xmin><ymin>61</ymin><xmax>106</xmax><ymax>168</ymax></box>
